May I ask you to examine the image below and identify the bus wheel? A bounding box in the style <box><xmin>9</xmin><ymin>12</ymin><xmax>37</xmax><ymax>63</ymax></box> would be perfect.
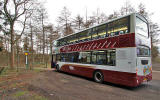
<box><xmin>56</xmin><ymin>65</ymin><xmax>60</xmax><ymax>72</ymax></box>
<box><xmin>94</xmin><ymin>71</ymin><xmax>104</xmax><ymax>83</ymax></box>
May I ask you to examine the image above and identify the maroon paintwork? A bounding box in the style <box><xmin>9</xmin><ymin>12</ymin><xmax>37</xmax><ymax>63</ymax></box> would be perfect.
<box><xmin>60</xmin><ymin>33</ymin><xmax>135</xmax><ymax>53</ymax></box>
<box><xmin>60</xmin><ymin>64</ymin><xmax>152</xmax><ymax>87</ymax></box>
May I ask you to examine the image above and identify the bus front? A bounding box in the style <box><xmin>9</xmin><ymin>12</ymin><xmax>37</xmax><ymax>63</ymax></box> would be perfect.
<box><xmin>135</xmin><ymin>14</ymin><xmax>152</xmax><ymax>85</ymax></box>
<box><xmin>51</xmin><ymin>40</ymin><xmax>60</xmax><ymax>68</ymax></box>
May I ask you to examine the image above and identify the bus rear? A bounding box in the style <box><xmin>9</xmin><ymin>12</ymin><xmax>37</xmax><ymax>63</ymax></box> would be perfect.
<box><xmin>135</xmin><ymin>14</ymin><xmax>152</xmax><ymax>85</ymax></box>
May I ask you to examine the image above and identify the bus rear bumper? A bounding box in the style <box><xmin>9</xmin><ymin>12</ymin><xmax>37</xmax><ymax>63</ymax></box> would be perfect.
<box><xmin>136</xmin><ymin>73</ymin><xmax>152</xmax><ymax>85</ymax></box>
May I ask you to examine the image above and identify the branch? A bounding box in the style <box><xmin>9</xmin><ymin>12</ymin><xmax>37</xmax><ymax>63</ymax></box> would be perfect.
<box><xmin>3</xmin><ymin>0</ymin><xmax>12</xmax><ymax>22</ymax></box>
<box><xmin>13</xmin><ymin>14</ymin><xmax>28</xmax><ymax>45</ymax></box>
<box><xmin>13</xmin><ymin>0</ymin><xmax>18</xmax><ymax>20</ymax></box>
<box><xmin>13</xmin><ymin>0</ymin><xmax>32</xmax><ymax>21</ymax></box>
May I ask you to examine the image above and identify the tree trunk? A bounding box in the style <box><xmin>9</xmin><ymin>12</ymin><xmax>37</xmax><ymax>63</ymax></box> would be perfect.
<box><xmin>42</xmin><ymin>13</ymin><xmax>45</xmax><ymax>63</ymax></box>
<box><xmin>10</xmin><ymin>25</ymin><xmax>14</xmax><ymax>69</ymax></box>
<box><xmin>30</xmin><ymin>23</ymin><xmax>34</xmax><ymax>70</ymax></box>
<box><xmin>16</xmin><ymin>41</ymin><xmax>19</xmax><ymax>72</ymax></box>
<box><xmin>10</xmin><ymin>41</ymin><xmax>14</xmax><ymax>69</ymax></box>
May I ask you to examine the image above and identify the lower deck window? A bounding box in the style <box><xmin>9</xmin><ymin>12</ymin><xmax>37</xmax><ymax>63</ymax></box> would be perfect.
<box><xmin>79</xmin><ymin>52</ymin><xmax>91</xmax><ymax>64</ymax></box>
<box><xmin>107</xmin><ymin>50</ymin><xmax>116</xmax><ymax>66</ymax></box>
<box><xmin>57</xmin><ymin>49</ymin><xmax>116</xmax><ymax>66</ymax></box>
<box><xmin>92</xmin><ymin>51</ymin><xmax>106</xmax><ymax>65</ymax></box>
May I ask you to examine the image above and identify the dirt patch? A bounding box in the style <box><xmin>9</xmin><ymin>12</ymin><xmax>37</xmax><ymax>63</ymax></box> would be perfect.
<box><xmin>1</xmin><ymin>68</ymin><xmax>160</xmax><ymax>100</ymax></box>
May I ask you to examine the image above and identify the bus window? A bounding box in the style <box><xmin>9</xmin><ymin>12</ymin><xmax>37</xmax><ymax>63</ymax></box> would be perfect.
<box><xmin>61</xmin><ymin>53</ymin><xmax>70</xmax><ymax>62</ymax></box>
<box><xmin>68</xmin><ymin>34</ymin><xmax>77</xmax><ymax>44</ymax></box>
<box><xmin>60</xmin><ymin>38</ymin><xmax>67</xmax><ymax>46</ymax></box>
<box><xmin>136</xmin><ymin>17</ymin><xmax>148</xmax><ymax>37</ymax></box>
<box><xmin>91</xmin><ymin>27</ymin><xmax>98</xmax><ymax>40</ymax></box>
<box><xmin>108</xmin><ymin>22</ymin><xmax>114</xmax><ymax>37</ymax></box>
<box><xmin>137</xmin><ymin>46</ymin><xmax>150</xmax><ymax>57</ymax></box>
<box><xmin>73</xmin><ymin>52</ymin><xmax>79</xmax><ymax>62</ymax></box>
<box><xmin>97</xmin><ymin>24</ymin><xmax>106</xmax><ymax>39</ymax></box>
<box><xmin>78</xmin><ymin>52</ymin><xmax>91</xmax><ymax>64</ymax></box>
<box><xmin>78</xmin><ymin>30</ymin><xmax>91</xmax><ymax>42</ymax></box>
<box><xmin>107</xmin><ymin>16</ymin><xmax>129</xmax><ymax>37</ymax></box>
<box><xmin>91</xmin><ymin>51</ymin><xmax>97</xmax><ymax>64</ymax></box>
<box><xmin>58</xmin><ymin>50</ymin><xmax>116</xmax><ymax>66</ymax></box>
<box><xmin>106</xmin><ymin>50</ymin><xmax>116</xmax><ymax>66</ymax></box>
<box><xmin>69</xmin><ymin>52</ymin><xmax>79</xmax><ymax>62</ymax></box>
<box><xmin>91</xmin><ymin>51</ymin><xmax>107</xmax><ymax>65</ymax></box>
<box><xmin>96</xmin><ymin>51</ymin><xmax>106</xmax><ymax>65</ymax></box>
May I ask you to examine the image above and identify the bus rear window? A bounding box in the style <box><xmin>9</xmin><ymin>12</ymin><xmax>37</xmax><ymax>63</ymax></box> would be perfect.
<box><xmin>137</xmin><ymin>46</ymin><xmax>150</xmax><ymax>57</ymax></box>
<box><xmin>136</xmin><ymin>17</ymin><xmax>148</xmax><ymax>37</ymax></box>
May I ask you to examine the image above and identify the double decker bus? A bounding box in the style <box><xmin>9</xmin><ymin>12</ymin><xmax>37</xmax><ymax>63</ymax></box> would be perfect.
<box><xmin>51</xmin><ymin>13</ymin><xmax>152</xmax><ymax>87</ymax></box>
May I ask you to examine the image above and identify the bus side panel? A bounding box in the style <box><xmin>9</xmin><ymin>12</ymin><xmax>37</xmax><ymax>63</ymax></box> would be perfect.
<box><xmin>102</xmin><ymin>70</ymin><xmax>138</xmax><ymax>87</ymax></box>
<box><xmin>58</xmin><ymin>62</ymin><xmax>139</xmax><ymax>87</ymax></box>
<box><xmin>60</xmin><ymin>63</ymin><xmax>94</xmax><ymax>78</ymax></box>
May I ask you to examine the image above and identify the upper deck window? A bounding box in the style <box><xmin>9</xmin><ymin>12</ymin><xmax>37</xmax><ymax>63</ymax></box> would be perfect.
<box><xmin>57</xmin><ymin>16</ymin><xmax>130</xmax><ymax>46</ymax></box>
<box><xmin>136</xmin><ymin>17</ymin><xmax>148</xmax><ymax>37</ymax></box>
<box><xmin>91</xmin><ymin>27</ymin><xmax>98</xmax><ymax>39</ymax></box>
<box><xmin>107</xmin><ymin>17</ymin><xmax>129</xmax><ymax>37</ymax></box>
<box><xmin>97</xmin><ymin>25</ymin><xmax>106</xmax><ymax>38</ymax></box>
<box><xmin>78</xmin><ymin>30</ymin><xmax>91</xmax><ymax>42</ymax></box>
<box><xmin>68</xmin><ymin>34</ymin><xmax>78</xmax><ymax>44</ymax></box>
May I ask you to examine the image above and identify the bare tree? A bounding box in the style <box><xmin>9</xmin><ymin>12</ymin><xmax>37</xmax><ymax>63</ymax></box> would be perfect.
<box><xmin>108</xmin><ymin>11</ymin><xmax>120</xmax><ymax>20</ymax></box>
<box><xmin>28</xmin><ymin>20</ymin><xmax>34</xmax><ymax>69</ymax></box>
<box><xmin>120</xmin><ymin>1</ymin><xmax>135</xmax><ymax>16</ymax></box>
<box><xmin>138</xmin><ymin>3</ymin><xmax>149</xmax><ymax>19</ymax></box>
<box><xmin>82</xmin><ymin>8</ymin><xmax>93</xmax><ymax>28</ymax></box>
<box><xmin>150</xmin><ymin>23</ymin><xmax>160</xmax><ymax>45</ymax></box>
<box><xmin>0</xmin><ymin>0</ymin><xmax>34</xmax><ymax>69</ymax></box>
<box><xmin>44</xmin><ymin>25</ymin><xmax>59</xmax><ymax>55</ymax></box>
<box><xmin>91</xmin><ymin>8</ymin><xmax>108</xmax><ymax>25</ymax></box>
<box><xmin>32</xmin><ymin>4</ymin><xmax>48</xmax><ymax>63</ymax></box>
<box><xmin>72</xmin><ymin>14</ymin><xmax>84</xmax><ymax>31</ymax></box>
<box><xmin>57</xmin><ymin>7</ymin><xmax>73</xmax><ymax>36</ymax></box>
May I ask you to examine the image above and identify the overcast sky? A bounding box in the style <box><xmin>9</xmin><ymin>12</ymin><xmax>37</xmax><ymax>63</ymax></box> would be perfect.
<box><xmin>45</xmin><ymin>0</ymin><xmax>160</xmax><ymax>25</ymax></box>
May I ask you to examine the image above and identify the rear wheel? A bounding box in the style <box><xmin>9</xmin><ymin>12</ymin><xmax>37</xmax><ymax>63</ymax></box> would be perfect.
<box><xmin>94</xmin><ymin>71</ymin><xmax>104</xmax><ymax>83</ymax></box>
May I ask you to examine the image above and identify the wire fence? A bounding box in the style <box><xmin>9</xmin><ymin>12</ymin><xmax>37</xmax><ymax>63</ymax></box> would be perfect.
<box><xmin>0</xmin><ymin>52</ymin><xmax>52</xmax><ymax>70</ymax></box>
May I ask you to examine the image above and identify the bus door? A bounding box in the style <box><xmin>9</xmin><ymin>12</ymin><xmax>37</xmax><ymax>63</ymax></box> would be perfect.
<box><xmin>51</xmin><ymin>54</ymin><xmax>56</xmax><ymax>68</ymax></box>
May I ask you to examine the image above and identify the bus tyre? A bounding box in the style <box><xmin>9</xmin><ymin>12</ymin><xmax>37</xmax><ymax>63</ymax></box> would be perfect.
<box><xmin>56</xmin><ymin>65</ymin><xmax>60</xmax><ymax>72</ymax></box>
<box><xmin>94</xmin><ymin>71</ymin><xmax>104</xmax><ymax>83</ymax></box>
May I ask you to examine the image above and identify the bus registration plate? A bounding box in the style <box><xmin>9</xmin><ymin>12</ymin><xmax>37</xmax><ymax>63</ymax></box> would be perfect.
<box><xmin>143</xmin><ymin>78</ymin><xmax>147</xmax><ymax>81</ymax></box>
